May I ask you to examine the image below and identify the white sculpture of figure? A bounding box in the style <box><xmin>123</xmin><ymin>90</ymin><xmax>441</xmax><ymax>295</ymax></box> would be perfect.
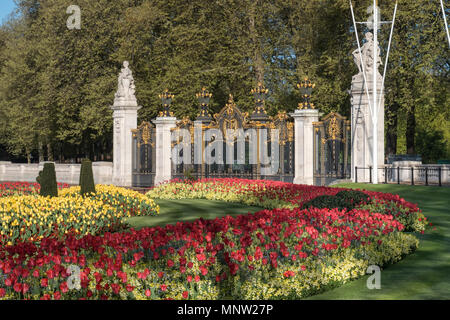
<box><xmin>115</xmin><ymin>61</ymin><xmax>136</xmax><ymax>101</ymax></box>
<box><xmin>352</xmin><ymin>32</ymin><xmax>382</xmax><ymax>76</ymax></box>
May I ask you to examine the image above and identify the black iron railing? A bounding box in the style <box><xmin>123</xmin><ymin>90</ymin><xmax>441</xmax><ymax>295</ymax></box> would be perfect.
<box><xmin>355</xmin><ymin>166</ymin><xmax>449</xmax><ymax>187</ymax></box>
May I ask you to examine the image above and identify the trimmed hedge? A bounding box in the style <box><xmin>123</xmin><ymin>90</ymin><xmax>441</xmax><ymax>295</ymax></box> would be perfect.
<box><xmin>302</xmin><ymin>190</ymin><xmax>371</xmax><ymax>211</ymax></box>
<box><xmin>335</xmin><ymin>190</ymin><xmax>370</xmax><ymax>207</ymax></box>
<box><xmin>301</xmin><ymin>195</ymin><xmax>347</xmax><ymax>210</ymax></box>
<box><xmin>80</xmin><ymin>159</ymin><xmax>96</xmax><ymax>196</ymax></box>
<box><xmin>36</xmin><ymin>163</ymin><xmax>58</xmax><ymax>198</ymax></box>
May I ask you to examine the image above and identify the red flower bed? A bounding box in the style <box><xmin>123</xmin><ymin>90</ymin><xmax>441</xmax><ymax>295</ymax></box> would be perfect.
<box><xmin>0</xmin><ymin>179</ymin><xmax>426</xmax><ymax>299</ymax></box>
<box><xmin>0</xmin><ymin>182</ymin><xmax>70</xmax><ymax>197</ymax></box>
<box><xmin>0</xmin><ymin>204</ymin><xmax>413</xmax><ymax>300</ymax></box>
<box><xmin>151</xmin><ymin>178</ymin><xmax>424</xmax><ymax>231</ymax></box>
<box><xmin>162</xmin><ymin>178</ymin><xmax>421</xmax><ymax>211</ymax></box>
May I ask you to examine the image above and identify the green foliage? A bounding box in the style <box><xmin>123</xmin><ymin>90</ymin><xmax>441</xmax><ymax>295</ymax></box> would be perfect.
<box><xmin>335</xmin><ymin>190</ymin><xmax>370</xmax><ymax>207</ymax></box>
<box><xmin>0</xmin><ymin>0</ymin><xmax>448</xmax><ymax>159</ymax></box>
<box><xmin>302</xmin><ymin>190</ymin><xmax>369</xmax><ymax>211</ymax></box>
<box><xmin>301</xmin><ymin>195</ymin><xmax>347</xmax><ymax>211</ymax></box>
<box><xmin>415</xmin><ymin>128</ymin><xmax>448</xmax><ymax>164</ymax></box>
<box><xmin>79</xmin><ymin>159</ymin><xmax>96</xmax><ymax>196</ymax></box>
<box><xmin>36</xmin><ymin>163</ymin><xmax>58</xmax><ymax>197</ymax></box>
<box><xmin>383</xmin><ymin>0</ymin><xmax>450</xmax><ymax>154</ymax></box>
<box><xmin>183</xmin><ymin>168</ymin><xmax>196</xmax><ymax>183</ymax></box>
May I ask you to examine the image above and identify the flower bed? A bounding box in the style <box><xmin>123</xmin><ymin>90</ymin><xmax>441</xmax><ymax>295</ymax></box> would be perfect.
<box><xmin>0</xmin><ymin>185</ymin><xmax>159</xmax><ymax>245</ymax></box>
<box><xmin>0</xmin><ymin>179</ymin><xmax>428</xmax><ymax>300</ymax></box>
<box><xmin>147</xmin><ymin>179</ymin><xmax>428</xmax><ymax>232</ymax></box>
<box><xmin>0</xmin><ymin>182</ymin><xmax>69</xmax><ymax>197</ymax></box>
<box><xmin>0</xmin><ymin>205</ymin><xmax>418</xmax><ymax>300</ymax></box>
<box><xmin>60</xmin><ymin>185</ymin><xmax>160</xmax><ymax>218</ymax></box>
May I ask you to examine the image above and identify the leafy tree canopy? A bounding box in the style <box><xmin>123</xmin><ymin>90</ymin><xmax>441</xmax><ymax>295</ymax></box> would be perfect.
<box><xmin>0</xmin><ymin>0</ymin><xmax>448</xmax><ymax>162</ymax></box>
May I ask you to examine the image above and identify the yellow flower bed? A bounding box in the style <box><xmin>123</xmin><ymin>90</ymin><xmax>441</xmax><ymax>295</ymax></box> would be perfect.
<box><xmin>0</xmin><ymin>185</ymin><xmax>159</xmax><ymax>246</ymax></box>
<box><xmin>146</xmin><ymin>181</ymin><xmax>294</xmax><ymax>210</ymax></box>
<box><xmin>60</xmin><ymin>185</ymin><xmax>160</xmax><ymax>217</ymax></box>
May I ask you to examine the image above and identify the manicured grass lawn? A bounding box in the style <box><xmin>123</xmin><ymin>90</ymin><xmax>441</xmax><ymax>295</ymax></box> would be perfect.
<box><xmin>126</xmin><ymin>199</ymin><xmax>264</xmax><ymax>229</ymax></box>
<box><xmin>307</xmin><ymin>184</ymin><xmax>450</xmax><ymax>300</ymax></box>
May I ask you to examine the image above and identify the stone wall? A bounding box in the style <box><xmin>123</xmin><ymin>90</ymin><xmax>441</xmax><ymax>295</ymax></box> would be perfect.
<box><xmin>0</xmin><ymin>162</ymin><xmax>113</xmax><ymax>185</ymax></box>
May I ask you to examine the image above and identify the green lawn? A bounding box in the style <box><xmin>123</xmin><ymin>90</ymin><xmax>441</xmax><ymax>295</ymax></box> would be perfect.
<box><xmin>126</xmin><ymin>199</ymin><xmax>264</xmax><ymax>229</ymax></box>
<box><xmin>307</xmin><ymin>184</ymin><xmax>450</xmax><ymax>300</ymax></box>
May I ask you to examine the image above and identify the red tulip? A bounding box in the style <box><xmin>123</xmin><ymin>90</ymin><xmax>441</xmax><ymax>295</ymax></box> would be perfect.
<box><xmin>40</xmin><ymin>278</ymin><xmax>48</xmax><ymax>288</ymax></box>
<box><xmin>60</xmin><ymin>282</ymin><xmax>69</xmax><ymax>294</ymax></box>
<box><xmin>111</xmin><ymin>283</ymin><xmax>121</xmax><ymax>295</ymax></box>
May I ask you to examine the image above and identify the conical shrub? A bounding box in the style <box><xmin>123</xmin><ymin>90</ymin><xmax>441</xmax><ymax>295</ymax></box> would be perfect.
<box><xmin>79</xmin><ymin>159</ymin><xmax>96</xmax><ymax>196</ymax></box>
<box><xmin>36</xmin><ymin>163</ymin><xmax>58</xmax><ymax>197</ymax></box>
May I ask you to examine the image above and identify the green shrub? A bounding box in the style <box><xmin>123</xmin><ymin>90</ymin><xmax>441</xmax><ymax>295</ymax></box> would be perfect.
<box><xmin>79</xmin><ymin>159</ymin><xmax>96</xmax><ymax>196</ymax></box>
<box><xmin>301</xmin><ymin>195</ymin><xmax>347</xmax><ymax>210</ymax></box>
<box><xmin>302</xmin><ymin>190</ymin><xmax>370</xmax><ymax>211</ymax></box>
<box><xmin>183</xmin><ymin>168</ymin><xmax>196</xmax><ymax>182</ymax></box>
<box><xmin>335</xmin><ymin>190</ymin><xmax>370</xmax><ymax>208</ymax></box>
<box><xmin>36</xmin><ymin>163</ymin><xmax>58</xmax><ymax>197</ymax></box>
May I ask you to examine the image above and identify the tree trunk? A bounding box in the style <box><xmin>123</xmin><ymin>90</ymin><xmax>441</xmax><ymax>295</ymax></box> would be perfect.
<box><xmin>26</xmin><ymin>149</ymin><xmax>31</xmax><ymax>164</ymax></box>
<box><xmin>386</xmin><ymin>102</ymin><xmax>399</xmax><ymax>156</ymax></box>
<box><xmin>38</xmin><ymin>141</ymin><xmax>44</xmax><ymax>163</ymax></box>
<box><xmin>60</xmin><ymin>145</ymin><xmax>64</xmax><ymax>163</ymax></box>
<box><xmin>47</xmin><ymin>143</ymin><xmax>54</xmax><ymax>161</ymax></box>
<box><xmin>406</xmin><ymin>105</ymin><xmax>416</xmax><ymax>154</ymax></box>
<box><xmin>249</xmin><ymin>2</ymin><xmax>264</xmax><ymax>84</ymax></box>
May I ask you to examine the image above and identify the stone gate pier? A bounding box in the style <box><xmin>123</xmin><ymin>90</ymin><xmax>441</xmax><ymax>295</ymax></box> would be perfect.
<box><xmin>111</xmin><ymin>61</ymin><xmax>141</xmax><ymax>187</ymax></box>
<box><xmin>350</xmin><ymin>31</ymin><xmax>385</xmax><ymax>183</ymax></box>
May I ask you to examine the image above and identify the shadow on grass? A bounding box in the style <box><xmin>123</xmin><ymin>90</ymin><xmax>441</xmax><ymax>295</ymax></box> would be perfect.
<box><xmin>126</xmin><ymin>199</ymin><xmax>264</xmax><ymax>229</ymax></box>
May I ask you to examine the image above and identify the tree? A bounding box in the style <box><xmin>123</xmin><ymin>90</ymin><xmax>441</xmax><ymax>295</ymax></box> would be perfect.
<box><xmin>383</xmin><ymin>0</ymin><xmax>449</xmax><ymax>155</ymax></box>
<box><xmin>415</xmin><ymin>128</ymin><xmax>447</xmax><ymax>163</ymax></box>
<box><xmin>0</xmin><ymin>0</ymin><xmax>448</xmax><ymax>163</ymax></box>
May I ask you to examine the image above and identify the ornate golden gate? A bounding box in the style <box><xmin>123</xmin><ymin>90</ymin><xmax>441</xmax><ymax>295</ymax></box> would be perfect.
<box><xmin>131</xmin><ymin>122</ymin><xmax>156</xmax><ymax>187</ymax></box>
<box><xmin>313</xmin><ymin>112</ymin><xmax>351</xmax><ymax>186</ymax></box>
<box><xmin>171</xmin><ymin>94</ymin><xmax>295</xmax><ymax>182</ymax></box>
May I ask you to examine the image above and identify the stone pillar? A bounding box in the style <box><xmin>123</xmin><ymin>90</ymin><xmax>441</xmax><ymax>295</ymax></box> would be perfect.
<box><xmin>111</xmin><ymin>61</ymin><xmax>141</xmax><ymax>187</ymax></box>
<box><xmin>350</xmin><ymin>75</ymin><xmax>385</xmax><ymax>183</ymax></box>
<box><xmin>153</xmin><ymin>117</ymin><xmax>177</xmax><ymax>186</ymax></box>
<box><xmin>350</xmin><ymin>31</ymin><xmax>386</xmax><ymax>183</ymax></box>
<box><xmin>111</xmin><ymin>104</ymin><xmax>141</xmax><ymax>186</ymax></box>
<box><xmin>290</xmin><ymin>109</ymin><xmax>320</xmax><ymax>185</ymax></box>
